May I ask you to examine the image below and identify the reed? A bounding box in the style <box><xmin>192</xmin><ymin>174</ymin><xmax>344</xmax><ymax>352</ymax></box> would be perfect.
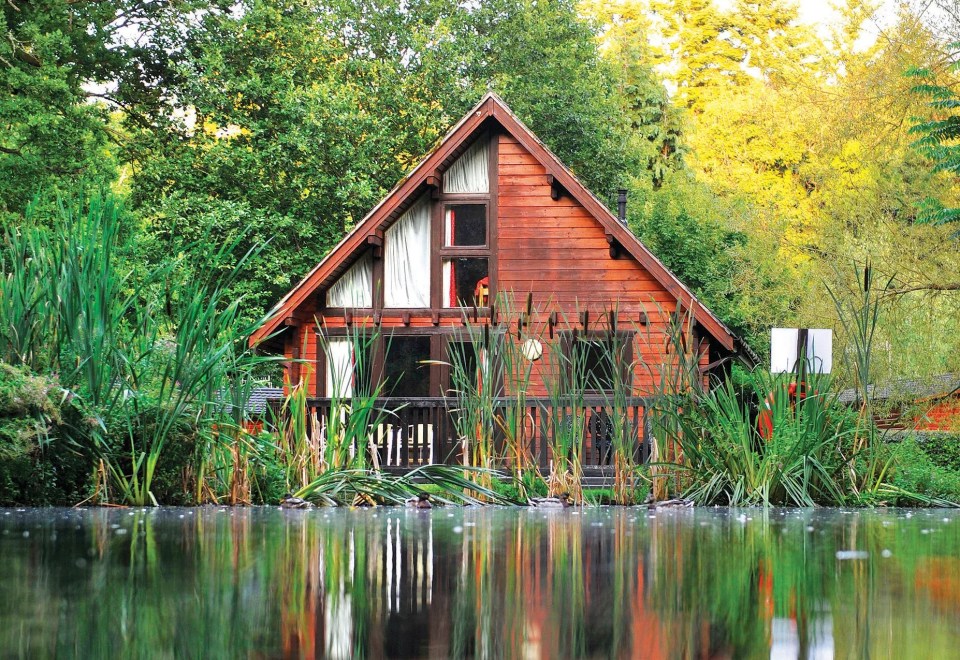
<box><xmin>540</xmin><ymin>311</ymin><xmax>588</xmax><ymax>502</ymax></box>
<box><xmin>639</xmin><ymin>305</ymin><xmax>705</xmax><ymax>500</ymax></box>
<box><xmin>0</xmin><ymin>194</ymin><xmax>275</xmax><ymax>505</ymax></box>
<box><xmin>492</xmin><ymin>292</ymin><xmax>545</xmax><ymax>498</ymax></box>
<box><xmin>294</xmin><ymin>464</ymin><xmax>515</xmax><ymax>506</ymax></box>
<box><xmin>315</xmin><ymin>322</ymin><xmax>390</xmax><ymax>473</ymax></box>
<box><xmin>446</xmin><ymin>315</ymin><xmax>502</xmax><ymax>496</ymax></box>
<box><xmin>673</xmin><ymin>369</ymin><xmax>855</xmax><ymax>506</ymax></box>
<box><xmin>593</xmin><ymin>308</ymin><xmax>641</xmax><ymax>504</ymax></box>
<box><xmin>825</xmin><ymin>260</ymin><xmax>896</xmax><ymax>499</ymax></box>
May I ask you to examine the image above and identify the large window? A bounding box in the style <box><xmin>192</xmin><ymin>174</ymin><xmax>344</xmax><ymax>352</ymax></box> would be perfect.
<box><xmin>439</xmin><ymin>137</ymin><xmax>493</xmax><ymax>309</ymax></box>
<box><xmin>385</xmin><ymin>196</ymin><xmax>431</xmax><ymax>308</ymax></box>
<box><xmin>564</xmin><ymin>332</ymin><xmax>634</xmax><ymax>392</ymax></box>
<box><xmin>323</xmin><ymin>338</ymin><xmax>375</xmax><ymax>398</ymax></box>
<box><xmin>382</xmin><ymin>336</ymin><xmax>432</xmax><ymax>398</ymax></box>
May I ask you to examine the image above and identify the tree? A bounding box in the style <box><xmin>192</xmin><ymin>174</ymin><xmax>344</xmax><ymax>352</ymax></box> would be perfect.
<box><xmin>0</xmin><ymin>0</ymin><xmax>218</xmax><ymax>220</ymax></box>
<box><xmin>0</xmin><ymin>2</ymin><xmax>114</xmax><ymax>216</ymax></box>
<box><xmin>125</xmin><ymin>0</ymin><xmax>650</xmax><ymax>319</ymax></box>
<box><xmin>908</xmin><ymin>44</ymin><xmax>960</xmax><ymax>225</ymax></box>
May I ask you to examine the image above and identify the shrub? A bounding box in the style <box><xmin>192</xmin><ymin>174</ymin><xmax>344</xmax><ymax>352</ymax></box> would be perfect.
<box><xmin>889</xmin><ymin>437</ymin><xmax>960</xmax><ymax>503</ymax></box>
<box><xmin>0</xmin><ymin>361</ymin><xmax>62</xmax><ymax>460</ymax></box>
<box><xmin>0</xmin><ymin>361</ymin><xmax>93</xmax><ymax>505</ymax></box>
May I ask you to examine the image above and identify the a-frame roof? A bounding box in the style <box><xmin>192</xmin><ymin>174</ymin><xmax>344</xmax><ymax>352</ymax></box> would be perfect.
<box><xmin>250</xmin><ymin>93</ymin><xmax>738</xmax><ymax>353</ymax></box>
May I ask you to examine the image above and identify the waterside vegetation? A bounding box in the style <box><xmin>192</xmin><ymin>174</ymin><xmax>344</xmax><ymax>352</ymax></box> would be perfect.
<box><xmin>4</xmin><ymin>1</ymin><xmax>960</xmax><ymax>507</ymax></box>
<box><xmin>1</xmin><ymin>201</ymin><xmax>958</xmax><ymax>508</ymax></box>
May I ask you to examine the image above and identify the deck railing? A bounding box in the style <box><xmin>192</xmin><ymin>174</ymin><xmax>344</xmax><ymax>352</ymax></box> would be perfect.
<box><xmin>268</xmin><ymin>396</ymin><xmax>651</xmax><ymax>472</ymax></box>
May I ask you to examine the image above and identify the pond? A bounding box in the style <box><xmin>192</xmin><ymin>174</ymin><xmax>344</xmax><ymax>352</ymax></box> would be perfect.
<box><xmin>1</xmin><ymin>506</ymin><xmax>959</xmax><ymax>659</ymax></box>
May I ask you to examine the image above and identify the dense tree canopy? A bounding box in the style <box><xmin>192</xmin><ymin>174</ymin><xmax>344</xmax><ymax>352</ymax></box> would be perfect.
<box><xmin>3</xmin><ymin>0</ymin><xmax>960</xmax><ymax>378</ymax></box>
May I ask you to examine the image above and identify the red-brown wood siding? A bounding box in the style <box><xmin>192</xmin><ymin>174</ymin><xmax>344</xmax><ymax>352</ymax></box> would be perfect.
<box><xmin>299</xmin><ymin>132</ymin><xmax>706</xmax><ymax>397</ymax></box>
<box><xmin>496</xmin><ymin>133</ymin><xmax>690</xmax><ymax>395</ymax></box>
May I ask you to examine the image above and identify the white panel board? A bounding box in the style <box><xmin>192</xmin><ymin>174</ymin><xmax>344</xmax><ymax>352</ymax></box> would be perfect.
<box><xmin>770</xmin><ymin>328</ymin><xmax>832</xmax><ymax>374</ymax></box>
<box><xmin>770</xmin><ymin>328</ymin><xmax>798</xmax><ymax>373</ymax></box>
<box><xmin>806</xmin><ymin>329</ymin><xmax>832</xmax><ymax>374</ymax></box>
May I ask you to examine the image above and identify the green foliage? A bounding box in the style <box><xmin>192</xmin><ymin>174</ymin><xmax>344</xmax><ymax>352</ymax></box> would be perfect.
<box><xmin>664</xmin><ymin>370</ymin><xmax>857</xmax><ymax>506</ymax></box>
<box><xmin>295</xmin><ymin>464</ymin><xmax>518</xmax><ymax>506</ymax></box>
<box><xmin>630</xmin><ymin>176</ymin><xmax>789</xmax><ymax>350</ymax></box>
<box><xmin>0</xmin><ymin>193</ymin><xmax>276</xmax><ymax>505</ymax></box>
<box><xmin>0</xmin><ymin>361</ymin><xmax>61</xmax><ymax>460</ymax></box>
<box><xmin>117</xmin><ymin>0</ymin><xmax>663</xmax><ymax>322</ymax></box>
<box><xmin>915</xmin><ymin>432</ymin><xmax>960</xmax><ymax>471</ymax></box>
<box><xmin>0</xmin><ymin>2</ymin><xmax>114</xmax><ymax>216</ymax></box>
<box><xmin>908</xmin><ymin>51</ymin><xmax>960</xmax><ymax>225</ymax></box>
<box><xmin>889</xmin><ymin>437</ymin><xmax>960</xmax><ymax>504</ymax></box>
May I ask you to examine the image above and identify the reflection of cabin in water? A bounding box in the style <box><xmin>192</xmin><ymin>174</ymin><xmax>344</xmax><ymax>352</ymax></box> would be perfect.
<box><xmin>250</xmin><ymin>93</ymin><xmax>752</xmax><ymax>470</ymax></box>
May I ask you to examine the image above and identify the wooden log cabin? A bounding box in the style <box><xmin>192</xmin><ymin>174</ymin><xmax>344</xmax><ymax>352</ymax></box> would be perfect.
<box><xmin>249</xmin><ymin>93</ymin><xmax>753</xmax><ymax>470</ymax></box>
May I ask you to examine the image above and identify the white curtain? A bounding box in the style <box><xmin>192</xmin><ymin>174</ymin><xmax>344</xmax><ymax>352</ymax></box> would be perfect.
<box><xmin>325</xmin><ymin>338</ymin><xmax>353</xmax><ymax>398</ymax></box>
<box><xmin>441</xmin><ymin>260</ymin><xmax>454</xmax><ymax>308</ymax></box>
<box><xmin>443</xmin><ymin>138</ymin><xmax>489</xmax><ymax>194</ymax></box>
<box><xmin>326</xmin><ymin>252</ymin><xmax>372</xmax><ymax>308</ymax></box>
<box><xmin>385</xmin><ymin>196</ymin><xmax>431</xmax><ymax>307</ymax></box>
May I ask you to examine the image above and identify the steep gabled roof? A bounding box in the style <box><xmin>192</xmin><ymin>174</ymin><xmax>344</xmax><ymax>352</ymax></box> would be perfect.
<box><xmin>250</xmin><ymin>93</ymin><xmax>738</xmax><ymax>352</ymax></box>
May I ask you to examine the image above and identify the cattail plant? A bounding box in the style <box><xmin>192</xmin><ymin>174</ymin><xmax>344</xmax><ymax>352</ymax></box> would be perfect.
<box><xmin>639</xmin><ymin>303</ymin><xmax>705</xmax><ymax>501</ymax></box>
<box><xmin>315</xmin><ymin>322</ymin><xmax>388</xmax><ymax>473</ymax></box>
<box><xmin>541</xmin><ymin>310</ymin><xmax>589</xmax><ymax>502</ymax></box>
<box><xmin>593</xmin><ymin>308</ymin><xmax>641</xmax><ymax>505</ymax></box>
<box><xmin>826</xmin><ymin>259</ymin><xmax>896</xmax><ymax>498</ymax></box>
<box><xmin>446</xmin><ymin>316</ymin><xmax>503</xmax><ymax>495</ymax></box>
<box><xmin>493</xmin><ymin>292</ymin><xmax>545</xmax><ymax>499</ymax></box>
<box><xmin>0</xmin><ymin>194</ymin><xmax>272</xmax><ymax>506</ymax></box>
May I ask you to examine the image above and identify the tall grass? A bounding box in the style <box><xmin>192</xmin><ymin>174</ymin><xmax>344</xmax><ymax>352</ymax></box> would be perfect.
<box><xmin>317</xmin><ymin>323</ymin><xmax>388</xmax><ymax>472</ymax></box>
<box><xmin>492</xmin><ymin>293</ymin><xmax>544</xmax><ymax>498</ymax></box>
<box><xmin>446</xmin><ymin>319</ymin><xmax>502</xmax><ymax>495</ymax></box>
<box><xmin>0</xmin><ymin>194</ymin><xmax>276</xmax><ymax>505</ymax></box>
<box><xmin>593</xmin><ymin>308</ymin><xmax>641</xmax><ymax>504</ymax></box>
<box><xmin>541</xmin><ymin>312</ymin><xmax>589</xmax><ymax>502</ymax></box>
<box><xmin>668</xmin><ymin>370</ymin><xmax>855</xmax><ymax>506</ymax></box>
<box><xmin>826</xmin><ymin>260</ymin><xmax>897</xmax><ymax>499</ymax></box>
<box><xmin>641</xmin><ymin>302</ymin><xmax>865</xmax><ymax>506</ymax></box>
<box><xmin>641</xmin><ymin>306</ymin><xmax>704</xmax><ymax>500</ymax></box>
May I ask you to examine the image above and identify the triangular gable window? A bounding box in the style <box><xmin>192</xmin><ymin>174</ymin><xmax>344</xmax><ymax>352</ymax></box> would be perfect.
<box><xmin>384</xmin><ymin>195</ymin><xmax>431</xmax><ymax>307</ymax></box>
<box><xmin>326</xmin><ymin>252</ymin><xmax>373</xmax><ymax>308</ymax></box>
<box><xmin>443</xmin><ymin>138</ymin><xmax>489</xmax><ymax>194</ymax></box>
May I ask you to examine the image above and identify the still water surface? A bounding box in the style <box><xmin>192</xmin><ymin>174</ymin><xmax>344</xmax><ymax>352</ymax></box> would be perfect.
<box><xmin>1</xmin><ymin>506</ymin><xmax>959</xmax><ymax>659</ymax></box>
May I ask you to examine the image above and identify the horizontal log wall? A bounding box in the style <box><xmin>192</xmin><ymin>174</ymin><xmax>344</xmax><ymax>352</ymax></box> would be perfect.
<box><xmin>496</xmin><ymin>133</ymin><xmax>695</xmax><ymax>395</ymax></box>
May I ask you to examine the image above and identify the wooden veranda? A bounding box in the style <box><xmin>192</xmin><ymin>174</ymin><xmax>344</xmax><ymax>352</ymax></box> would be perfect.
<box><xmin>268</xmin><ymin>396</ymin><xmax>652</xmax><ymax>476</ymax></box>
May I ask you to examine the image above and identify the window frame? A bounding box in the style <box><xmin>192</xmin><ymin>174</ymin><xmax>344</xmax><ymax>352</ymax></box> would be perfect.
<box><xmin>380</xmin><ymin>333</ymin><xmax>434</xmax><ymax>399</ymax></box>
<box><xmin>432</xmin><ymin>132</ymin><xmax>498</xmax><ymax>310</ymax></box>
<box><xmin>316</xmin><ymin>327</ymin><xmax>447</xmax><ymax>398</ymax></box>
<box><xmin>442</xmin><ymin>329</ymin><xmax>505</xmax><ymax>397</ymax></box>
<box><xmin>560</xmin><ymin>329</ymin><xmax>635</xmax><ymax>394</ymax></box>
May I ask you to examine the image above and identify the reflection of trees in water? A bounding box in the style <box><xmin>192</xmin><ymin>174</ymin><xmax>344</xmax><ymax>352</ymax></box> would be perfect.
<box><xmin>4</xmin><ymin>509</ymin><xmax>960</xmax><ymax>657</ymax></box>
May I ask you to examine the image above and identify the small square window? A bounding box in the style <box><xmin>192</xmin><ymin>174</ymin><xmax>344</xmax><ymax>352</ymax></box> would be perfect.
<box><xmin>445</xmin><ymin>204</ymin><xmax>487</xmax><ymax>246</ymax></box>
<box><xmin>442</xmin><ymin>258</ymin><xmax>489</xmax><ymax>308</ymax></box>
